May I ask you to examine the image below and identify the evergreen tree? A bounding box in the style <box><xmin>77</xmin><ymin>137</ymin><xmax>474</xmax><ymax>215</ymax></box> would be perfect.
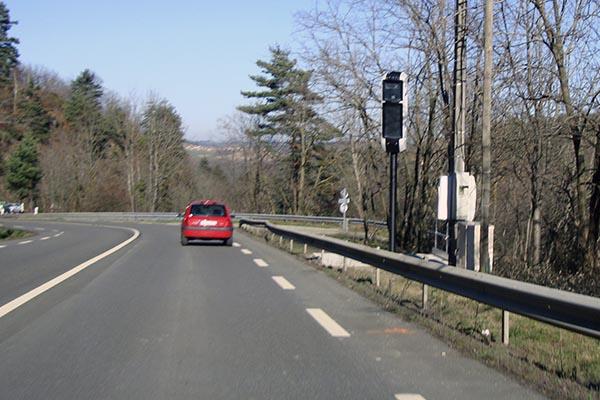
<box><xmin>238</xmin><ymin>46</ymin><xmax>337</xmax><ymax>213</ymax></box>
<box><xmin>6</xmin><ymin>134</ymin><xmax>41</xmax><ymax>204</ymax></box>
<box><xmin>64</xmin><ymin>69</ymin><xmax>107</xmax><ymax>157</ymax></box>
<box><xmin>0</xmin><ymin>2</ymin><xmax>18</xmax><ymax>83</ymax></box>
<box><xmin>16</xmin><ymin>82</ymin><xmax>52</xmax><ymax>142</ymax></box>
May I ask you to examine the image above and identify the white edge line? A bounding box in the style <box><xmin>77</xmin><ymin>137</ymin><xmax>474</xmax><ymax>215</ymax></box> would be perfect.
<box><xmin>395</xmin><ymin>395</ymin><xmax>427</xmax><ymax>400</ymax></box>
<box><xmin>0</xmin><ymin>227</ymin><xmax>140</xmax><ymax>320</ymax></box>
<box><xmin>306</xmin><ymin>308</ymin><xmax>350</xmax><ymax>338</ymax></box>
<box><xmin>272</xmin><ymin>276</ymin><xmax>295</xmax><ymax>290</ymax></box>
<box><xmin>253</xmin><ymin>258</ymin><xmax>268</xmax><ymax>267</ymax></box>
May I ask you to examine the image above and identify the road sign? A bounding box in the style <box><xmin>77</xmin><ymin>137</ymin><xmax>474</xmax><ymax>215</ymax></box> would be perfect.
<box><xmin>338</xmin><ymin>188</ymin><xmax>350</xmax><ymax>231</ymax></box>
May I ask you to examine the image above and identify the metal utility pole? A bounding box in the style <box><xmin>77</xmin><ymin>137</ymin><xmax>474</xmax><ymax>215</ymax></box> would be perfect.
<box><xmin>448</xmin><ymin>0</ymin><xmax>468</xmax><ymax>265</ymax></box>
<box><xmin>480</xmin><ymin>0</ymin><xmax>493</xmax><ymax>273</ymax></box>
<box><xmin>389</xmin><ymin>151</ymin><xmax>398</xmax><ymax>252</ymax></box>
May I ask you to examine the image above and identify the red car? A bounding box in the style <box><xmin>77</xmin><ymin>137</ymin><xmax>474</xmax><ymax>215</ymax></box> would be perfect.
<box><xmin>180</xmin><ymin>200</ymin><xmax>233</xmax><ymax>246</ymax></box>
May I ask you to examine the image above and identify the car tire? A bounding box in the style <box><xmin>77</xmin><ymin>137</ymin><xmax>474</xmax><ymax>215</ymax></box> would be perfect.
<box><xmin>181</xmin><ymin>234</ymin><xmax>189</xmax><ymax>246</ymax></box>
<box><xmin>224</xmin><ymin>237</ymin><xmax>233</xmax><ymax>246</ymax></box>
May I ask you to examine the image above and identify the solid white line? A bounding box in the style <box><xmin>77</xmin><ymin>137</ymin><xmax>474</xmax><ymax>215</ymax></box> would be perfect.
<box><xmin>0</xmin><ymin>227</ymin><xmax>140</xmax><ymax>320</ymax></box>
<box><xmin>241</xmin><ymin>249</ymin><xmax>252</xmax><ymax>255</ymax></box>
<box><xmin>395</xmin><ymin>395</ymin><xmax>426</xmax><ymax>400</ymax></box>
<box><xmin>18</xmin><ymin>240</ymin><xmax>33</xmax><ymax>245</ymax></box>
<box><xmin>232</xmin><ymin>242</ymin><xmax>241</xmax><ymax>247</ymax></box>
<box><xmin>40</xmin><ymin>236</ymin><xmax>51</xmax><ymax>241</ymax></box>
<box><xmin>306</xmin><ymin>308</ymin><xmax>351</xmax><ymax>338</ymax></box>
<box><xmin>253</xmin><ymin>258</ymin><xmax>268</xmax><ymax>267</ymax></box>
<box><xmin>272</xmin><ymin>276</ymin><xmax>295</xmax><ymax>290</ymax></box>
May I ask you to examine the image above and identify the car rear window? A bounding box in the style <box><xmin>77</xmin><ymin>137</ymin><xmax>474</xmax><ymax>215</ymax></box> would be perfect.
<box><xmin>190</xmin><ymin>204</ymin><xmax>226</xmax><ymax>216</ymax></box>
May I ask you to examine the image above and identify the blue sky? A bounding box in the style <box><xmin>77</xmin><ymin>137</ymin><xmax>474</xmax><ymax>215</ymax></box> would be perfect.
<box><xmin>7</xmin><ymin>0</ymin><xmax>315</xmax><ymax>140</ymax></box>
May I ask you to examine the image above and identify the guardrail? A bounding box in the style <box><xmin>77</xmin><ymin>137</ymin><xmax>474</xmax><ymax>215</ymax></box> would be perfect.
<box><xmin>234</xmin><ymin>213</ymin><xmax>387</xmax><ymax>227</ymax></box>
<box><xmin>239</xmin><ymin>218</ymin><xmax>600</xmax><ymax>340</ymax></box>
<box><xmin>19</xmin><ymin>212</ymin><xmax>180</xmax><ymax>221</ymax></box>
<box><xmin>21</xmin><ymin>212</ymin><xmax>387</xmax><ymax>227</ymax></box>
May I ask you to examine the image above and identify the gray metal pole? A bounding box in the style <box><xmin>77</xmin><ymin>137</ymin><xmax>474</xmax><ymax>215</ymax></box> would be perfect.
<box><xmin>480</xmin><ymin>0</ymin><xmax>493</xmax><ymax>273</ymax></box>
<box><xmin>389</xmin><ymin>151</ymin><xmax>398</xmax><ymax>252</ymax></box>
<box><xmin>448</xmin><ymin>0</ymin><xmax>468</xmax><ymax>266</ymax></box>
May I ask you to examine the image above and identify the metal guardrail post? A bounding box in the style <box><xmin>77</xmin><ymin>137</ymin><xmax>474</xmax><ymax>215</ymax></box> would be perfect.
<box><xmin>422</xmin><ymin>284</ymin><xmax>429</xmax><ymax>310</ymax></box>
<box><xmin>303</xmin><ymin>244</ymin><xmax>307</xmax><ymax>255</ymax></box>
<box><xmin>290</xmin><ymin>239</ymin><xmax>294</xmax><ymax>253</ymax></box>
<box><xmin>502</xmin><ymin>310</ymin><xmax>510</xmax><ymax>345</ymax></box>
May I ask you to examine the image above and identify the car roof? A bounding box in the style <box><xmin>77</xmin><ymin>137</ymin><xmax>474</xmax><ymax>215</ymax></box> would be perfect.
<box><xmin>188</xmin><ymin>200</ymin><xmax>225</xmax><ymax>206</ymax></box>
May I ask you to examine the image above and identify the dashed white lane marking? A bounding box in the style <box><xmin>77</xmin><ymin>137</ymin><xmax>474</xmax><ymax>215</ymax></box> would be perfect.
<box><xmin>18</xmin><ymin>240</ymin><xmax>33</xmax><ymax>245</ymax></box>
<box><xmin>395</xmin><ymin>395</ymin><xmax>426</xmax><ymax>400</ymax></box>
<box><xmin>40</xmin><ymin>236</ymin><xmax>51</xmax><ymax>241</ymax></box>
<box><xmin>272</xmin><ymin>276</ymin><xmax>295</xmax><ymax>290</ymax></box>
<box><xmin>241</xmin><ymin>249</ymin><xmax>252</xmax><ymax>255</ymax></box>
<box><xmin>232</xmin><ymin>242</ymin><xmax>241</xmax><ymax>247</ymax></box>
<box><xmin>306</xmin><ymin>308</ymin><xmax>351</xmax><ymax>338</ymax></box>
<box><xmin>253</xmin><ymin>258</ymin><xmax>268</xmax><ymax>267</ymax></box>
<box><xmin>53</xmin><ymin>232</ymin><xmax>63</xmax><ymax>238</ymax></box>
<box><xmin>0</xmin><ymin>245</ymin><xmax>5</xmax><ymax>249</ymax></box>
<box><xmin>0</xmin><ymin>228</ymin><xmax>140</xmax><ymax>320</ymax></box>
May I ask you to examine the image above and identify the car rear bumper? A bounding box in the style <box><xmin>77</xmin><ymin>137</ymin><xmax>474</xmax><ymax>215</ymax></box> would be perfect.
<box><xmin>182</xmin><ymin>226</ymin><xmax>233</xmax><ymax>240</ymax></box>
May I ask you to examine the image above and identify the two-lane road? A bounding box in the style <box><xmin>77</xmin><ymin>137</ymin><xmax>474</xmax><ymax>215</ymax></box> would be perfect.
<box><xmin>0</xmin><ymin>221</ymin><xmax>545</xmax><ymax>399</ymax></box>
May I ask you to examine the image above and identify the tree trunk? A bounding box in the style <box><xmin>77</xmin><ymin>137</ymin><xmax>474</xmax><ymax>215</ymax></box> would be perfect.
<box><xmin>587</xmin><ymin>124</ymin><xmax>600</xmax><ymax>269</ymax></box>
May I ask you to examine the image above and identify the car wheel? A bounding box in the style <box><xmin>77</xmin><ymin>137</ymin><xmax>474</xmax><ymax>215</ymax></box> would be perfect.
<box><xmin>181</xmin><ymin>235</ymin><xmax>189</xmax><ymax>246</ymax></box>
<box><xmin>224</xmin><ymin>237</ymin><xmax>233</xmax><ymax>246</ymax></box>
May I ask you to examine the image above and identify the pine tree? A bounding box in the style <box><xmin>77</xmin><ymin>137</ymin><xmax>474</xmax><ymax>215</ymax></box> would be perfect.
<box><xmin>64</xmin><ymin>69</ymin><xmax>107</xmax><ymax>158</ymax></box>
<box><xmin>16</xmin><ymin>82</ymin><xmax>52</xmax><ymax>142</ymax></box>
<box><xmin>238</xmin><ymin>46</ymin><xmax>337</xmax><ymax>213</ymax></box>
<box><xmin>6</xmin><ymin>134</ymin><xmax>41</xmax><ymax>205</ymax></box>
<box><xmin>0</xmin><ymin>2</ymin><xmax>18</xmax><ymax>83</ymax></box>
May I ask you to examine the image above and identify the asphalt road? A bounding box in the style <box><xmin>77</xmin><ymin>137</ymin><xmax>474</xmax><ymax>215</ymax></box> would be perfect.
<box><xmin>0</xmin><ymin>220</ymin><xmax>546</xmax><ymax>399</ymax></box>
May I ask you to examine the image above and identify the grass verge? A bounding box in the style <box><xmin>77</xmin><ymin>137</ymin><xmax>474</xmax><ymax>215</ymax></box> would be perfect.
<box><xmin>242</xmin><ymin>225</ymin><xmax>600</xmax><ymax>400</ymax></box>
<box><xmin>0</xmin><ymin>227</ymin><xmax>31</xmax><ymax>241</ymax></box>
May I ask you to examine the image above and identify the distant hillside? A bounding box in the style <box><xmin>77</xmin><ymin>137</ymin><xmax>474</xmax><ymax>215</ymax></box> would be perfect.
<box><xmin>183</xmin><ymin>140</ymin><xmax>244</xmax><ymax>162</ymax></box>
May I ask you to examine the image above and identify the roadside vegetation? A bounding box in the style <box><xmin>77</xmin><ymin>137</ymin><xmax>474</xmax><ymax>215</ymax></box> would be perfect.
<box><xmin>0</xmin><ymin>227</ymin><xmax>30</xmax><ymax>241</ymax></box>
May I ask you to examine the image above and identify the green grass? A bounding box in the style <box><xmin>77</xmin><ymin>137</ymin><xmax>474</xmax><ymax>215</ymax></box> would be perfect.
<box><xmin>0</xmin><ymin>227</ymin><xmax>31</xmax><ymax>241</ymax></box>
<box><xmin>243</xmin><ymin>225</ymin><xmax>600</xmax><ymax>400</ymax></box>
